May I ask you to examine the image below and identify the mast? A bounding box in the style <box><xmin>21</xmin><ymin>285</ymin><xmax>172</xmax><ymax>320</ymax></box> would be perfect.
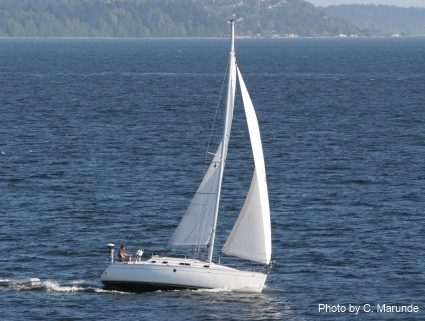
<box><xmin>207</xmin><ymin>20</ymin><xmax>236</xmax><ymax>262</ymax></box>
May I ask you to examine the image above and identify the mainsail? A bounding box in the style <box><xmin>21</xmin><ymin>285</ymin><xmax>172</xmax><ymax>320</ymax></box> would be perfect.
<box><xmin>221</xmin><ymin>67</ymin><xmax>271</xmax><ymax>264</ymax></box>
<box><xmin>166</xmin><ymin>38</ymin><xmax>237</xmax><ymax>251</ymax></box>
<box><xmin>165</xmin><ymin>143</ymin><xmax>221</xmax><ymax>249</ymax></box>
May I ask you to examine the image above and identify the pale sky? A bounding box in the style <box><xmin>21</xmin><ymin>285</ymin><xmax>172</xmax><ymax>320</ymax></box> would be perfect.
<box><xmin>308</xmin><ymin>0</ymin><xmax>425</xmax><ymax>7</ymax></box>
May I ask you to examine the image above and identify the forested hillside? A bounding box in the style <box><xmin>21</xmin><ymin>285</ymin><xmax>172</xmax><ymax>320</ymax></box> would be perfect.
<box><xmin>0</xmin><ymin>0</ymin><xmax>373</xmax><ymax>38</ymax></box>
<box><xmin>324</xmin><ymin>4</ymin><xmax>425</xmax><ymax>36</ymax></box>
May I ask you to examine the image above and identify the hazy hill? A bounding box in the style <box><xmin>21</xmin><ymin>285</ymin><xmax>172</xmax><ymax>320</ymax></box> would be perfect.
<box><xmin>0</xmin><ymin>0</ymin><xmax>374</xmax><ymax>38</ymax></box>
<box><xmin>323</xmin><ymin>4</ymin><xmax>425</xmax><ymax>36</ymax></box>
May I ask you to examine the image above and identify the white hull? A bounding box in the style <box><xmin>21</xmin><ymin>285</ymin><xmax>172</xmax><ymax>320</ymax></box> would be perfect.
<box><xmin>101</xmin><ymin>257</ymin><xmax>267</xmax><ymax>293</ymax></box>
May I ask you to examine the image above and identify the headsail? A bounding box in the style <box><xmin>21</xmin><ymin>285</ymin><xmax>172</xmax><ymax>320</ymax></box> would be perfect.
<box><xmin>221</xmin><ymin>67</ymin><xmax>272</xmax><ymax>264</ymax></box>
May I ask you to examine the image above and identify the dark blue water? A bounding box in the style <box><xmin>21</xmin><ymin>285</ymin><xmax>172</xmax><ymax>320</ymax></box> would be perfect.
<box><xmin>1</xmin><ymin>37</ymin><xmax>424</xmax><ymax>320</ymax></box>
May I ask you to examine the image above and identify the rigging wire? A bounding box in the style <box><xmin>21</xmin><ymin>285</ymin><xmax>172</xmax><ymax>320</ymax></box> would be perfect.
<box><xmin>123</xmin><ymin>220</ymin><xmax>140</xmax><ymax>248</ymax></box>
<box><xmin>204</xmin><ymin>54</ymin><xmax>230</xmax><ymax>169</ymax></box>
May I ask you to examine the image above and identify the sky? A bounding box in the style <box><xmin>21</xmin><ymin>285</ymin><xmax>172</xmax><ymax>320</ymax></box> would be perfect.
<box><xmin>307</xmin><ymin>0</ymin><xmax>425</xmax><ymax>7</ymax></box>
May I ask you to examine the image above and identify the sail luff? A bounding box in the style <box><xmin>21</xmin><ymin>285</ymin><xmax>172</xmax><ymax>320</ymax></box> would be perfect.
<box><xmin>207</xmin><ymin>20</ymin><xmax>237</xmax><ymax>262</ymax></box>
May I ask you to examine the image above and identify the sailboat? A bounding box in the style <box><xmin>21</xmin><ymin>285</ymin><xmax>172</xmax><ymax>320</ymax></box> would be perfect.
<box><xmin>101</xmin><ymin>20</ymin><xmax>272</xmax><ymax>293</ymax></box>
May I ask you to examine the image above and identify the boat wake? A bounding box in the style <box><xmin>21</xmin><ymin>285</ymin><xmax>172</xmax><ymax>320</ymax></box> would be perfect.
<box><xmin>190</xmin><ymin>287</ymin><xmax>231</xmax><ymax>293</ymax></box>
<box><xmin>42</xmin><ymin>279</ymin><xmax>102</xmax><ymax>293</ymax></box>
<box><xmin>0</xmin><ymin>278</ymin><xmax>109</xmax><ymax>293</ymax></box>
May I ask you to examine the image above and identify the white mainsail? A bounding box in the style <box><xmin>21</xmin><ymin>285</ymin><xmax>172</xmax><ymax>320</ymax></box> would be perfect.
<box><xmin>165</xmin><ymin>143</ymin><xmax>221</xmax><ymax>249</ymax></box>
<box><xmin>166</xmin><ymin>33</ymin><xmax>237</xmax><ymax>251</ymax></box>
<box><xmin>221</xmin><ymin>67</ymin><xmax>271</xmax><ymax>264</ymax></box>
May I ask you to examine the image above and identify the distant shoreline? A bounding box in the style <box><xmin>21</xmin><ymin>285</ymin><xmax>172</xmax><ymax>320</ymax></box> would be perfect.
<box><xmin>0</xmin><ymin>35</ymin><xmax>423</xmax><ymax>40</ymax></box>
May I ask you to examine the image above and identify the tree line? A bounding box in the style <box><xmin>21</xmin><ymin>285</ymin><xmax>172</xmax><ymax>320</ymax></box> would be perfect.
<box><xmin>0</xmin><ymin>0</ymin><xmax>377</xmax><ymax>38</ymax></box>
<box><xmin>323</xmin><ymin>4</ymin><xmax>425</xmax><ymax>36</ymax></box>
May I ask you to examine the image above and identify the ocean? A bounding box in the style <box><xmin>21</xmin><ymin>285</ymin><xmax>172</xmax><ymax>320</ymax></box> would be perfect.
<box><xmin>1</xmin><ymin>36</ymin><xmax>424</xmax><ymax>320</ymax></box>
